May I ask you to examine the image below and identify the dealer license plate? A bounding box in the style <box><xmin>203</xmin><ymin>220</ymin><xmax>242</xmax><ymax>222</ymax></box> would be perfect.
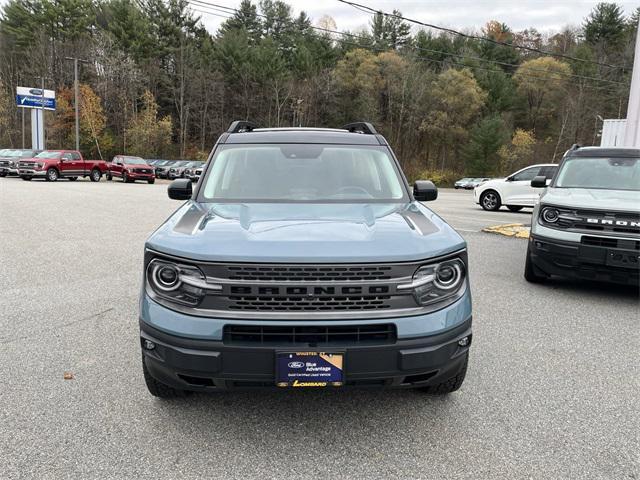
<box><xmin>276</xmin><ymin>352</ymin><xmax>344</xmax><ymax>388</ymax></box>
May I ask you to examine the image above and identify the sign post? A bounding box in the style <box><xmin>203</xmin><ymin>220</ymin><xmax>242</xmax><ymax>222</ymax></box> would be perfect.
<box><xmin>16</xmin><ymin>86</ymin><xmax>56</xmax><ymax>150</ymax></box>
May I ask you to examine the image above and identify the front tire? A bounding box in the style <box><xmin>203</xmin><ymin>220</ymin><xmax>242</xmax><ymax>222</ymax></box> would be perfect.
<box><xmin>480</xmin><ymin>190</ymin><xmax>501</xmax><ymax>211</ymax></box>
<box><xmin>122</xmin><ymin>171</ymin><xmax>129</xmax><ymax>183</ymax></box>
<box><xmin>90</xmin><ymin>169</ymin><xmax>101</xmax><ymax>182</ymax></box>
<box><xmin>524</xmin><ymin>245</ymin><xmax>547</xmax><ymax>283</ymax></box>
<box><xmin>46</xmin><ymin>168</ymin><xmax>59</xmax><ymax>182</ymax></box>
<box><xmin>0</xmin><ymin>172</ymin><xmax>6</xmax><ymax>177</ymax></box>
<box><xmin>419</xmin><ymin>354</ymin><xmax>468</xmax><ymax>395</ymax></box>
<box><xmin>507</xmin><ymin>205</ymin><xmax>523</xmax><ymax>212</ymax></box>
<box><xmin>142</xmin><ymin>356</ymin><xmax>185</xmax><ymax>399</ymax></box>
<box><xmin>148</xmin><ymin>178</ymin><xmax>155</xmax><ymax>184</ymax></box>
<box><xmin>106</xmin><ymin>172</ymin><xmax>112</xmax><ymax>181</ymax></box>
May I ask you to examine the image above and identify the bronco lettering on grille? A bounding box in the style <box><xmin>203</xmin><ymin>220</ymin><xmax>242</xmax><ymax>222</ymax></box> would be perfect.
<box><xmin>229</xmin><ymin>285</ymin><xmax>390</xmax><ymax>295</ymax></box>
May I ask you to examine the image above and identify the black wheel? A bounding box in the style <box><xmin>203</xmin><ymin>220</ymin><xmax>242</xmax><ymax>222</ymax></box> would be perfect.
<box><xmin>524</xmin><ymin>245</ymin><xmax>547</xmax><ymax>283</ymax></box>
<box><xmin>90</xmin><ymin>169</ymin><xmax>101</xmax><ymax>182</ymax></box>
<box><xmin>68</xmin><ymin>177</ymin><xmax>78</xmax><ymax>181</ymax></box>
<box><xmin>418</xmin><ymin>354</ymin><xmax>468</xmax><ymax>395</ymax></box>
<box><xmin>507</xmin><ymin>205</ymin><xmax>523</xmax><ymax>212</ymax></box>
<box><xmin>148</xmin><ymin>178</ymin><xmax>155</xmax><ymax>184</ymax></box>
<box><xmin>106</xmin><ymin>172</ymin><xmax>112</xmax><ymax>181</ymax></box>
<box><xmin>142</xmin><ymin>356</ymin><xmax>185</xmax><ymax>399</ymax></box>
<box><xmin>0</xmin><ymin>172</ymin><xmax>6</xmax><ymax>177</ymax></box>
<box><xmin>480</xmin><ymin>190</ymin><xmax>501</xmax><ymax>211</ymax></box>
<box><xmin>46</xmin><ymin>168</ymin><xmax>59</xmax><ymax>182</ymax></box>
<box><xmin>122</xmin><ymin>171</ymin><xmax>129</xmax><ymax>183</ymax></box>
<box><xmin>21</xmin><ymin>176</ymin><xmax>32</xmax><ymax>181</ymax></box>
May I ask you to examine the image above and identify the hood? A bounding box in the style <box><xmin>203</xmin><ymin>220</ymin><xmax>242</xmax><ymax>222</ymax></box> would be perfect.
<box><xmin>541</xmin><ymin>187</ymin><xmax>640</xmax><ymax>213</ymax></box>
<box><xmin>147</xmin><ymin>202</ymin><xmax>466</xmax><ymax>263</ymax></box>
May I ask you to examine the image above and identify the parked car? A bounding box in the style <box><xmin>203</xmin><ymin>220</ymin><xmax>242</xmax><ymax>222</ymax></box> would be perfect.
<box><xmin>139</xmin><ymin>120</ymin><xmax>472</xmax><ymax>398</ymax></box>
<box><xmin>0</xmin><ymin>149</ymin><xmax>41</xmax><ymax>177</ymax></box>
<box><xmin>474</xmin><ymin>164</ymin><xmax>558</xmax><ymax>211</ymax></box>
<box><xmin>167</xmin><ymin>160</ymin><xmax>197</xmax><ymax>180</ymax></box>
<box><xmin>18</xmin><ymin>150</ymin><xmax>109</xmax><ymax>182</ymax></box>
<box><xmin>465</xmin><ymin>178</ymin><xmax>490</xmax><ymax>189</ymax></box>
<box><xmin>107</xmin><ymin>155</ymin><xmax>155</xmax><ymax>184</ymax></box>
<box><xmin>525</xmin><ymin>146</ymin><xmax>639</xmax><ymax>286</ymax></box>
<box><xmin>454</xmin><ymin>177</ymin><xmax>473</xmax><ymax>189</ymax></box>
<box><xmin>190</xmin><ymin>163</ymin><xmax>205</xmax><ymax>182</ymax></box>
<box><xmin>184</xmin><ymin>161</ymin><xmax>204</xmax><ymax>181</ymax></box>
<box><xmin>154</xmin><ymin>160</ymin><xmax>177</xmax><ymax>179</ymax></box>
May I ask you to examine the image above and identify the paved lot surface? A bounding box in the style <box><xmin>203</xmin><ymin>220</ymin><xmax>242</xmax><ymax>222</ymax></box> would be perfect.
<box><xmin>0</xmin><ymin>178</ymin><xmax>638</xmax><ymax>479</ymax></box>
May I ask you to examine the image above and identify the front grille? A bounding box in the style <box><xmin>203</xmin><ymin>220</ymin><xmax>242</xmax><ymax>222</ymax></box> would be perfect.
<box><xmin>0</xmin><ymin>160</ymin><xmax>11</xmax><ymax>167</ymax></box>
<box><xmin>224</xmin><ymin>265</ymin><xmax>394</xmax><ymax>282</ymax></box>
<box><xmin>223</xmin><ymin>324</ymin><xmax>396</xmax><ymax>346</ymax></box>
<box><xmin>19</xmin><ymin>161</ymin><xmax>35</xmax><ymax>168</ymax></box>
<box><xmin>582</xmin><ymin>236</ymin><xmax>640</xmax><ymax>250</ymax></box>
<box><xmin>228</xmin><ymin>294</ymin><xmax>392</xmax><ymax>311</ymax></box>
<box><xmin>134</xmin><ymin>168</ymin><xmax>151</xmax><ymax>173</ymax></box>
<box><xmin>544</xmin><ymin>207</ymin><xmax>640</xmax><ymax>235</ymax></box>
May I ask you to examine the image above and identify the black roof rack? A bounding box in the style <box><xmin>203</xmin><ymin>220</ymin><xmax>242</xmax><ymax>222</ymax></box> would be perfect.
<box><xmin>227</xmin><ymin>120</ymin><xmax>258</xmax><ymax>133</ymax></box>
<box><xmin>341</xmin><ymin>122</ymin><xmax>377</xmax><ymax>135</ymax></box>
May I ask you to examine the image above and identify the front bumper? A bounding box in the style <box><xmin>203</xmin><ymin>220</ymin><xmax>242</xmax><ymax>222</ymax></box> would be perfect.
<box><xmin>140</xmin><ymin>318</ymin><xmax>471</xmax><ymax>390</ymax></box>
<box><xmin>0</xmin><ymin>167</ymin><xmax>19</xmax><ymax>175</ymax></box>
<box><xmin>529</xmin><ymin>234</ymin><xmax>639</xmax><ymax>285</ymax></box>
<box><xmin>128</xmin><ymin>172</ymin><xmax>155</xmax><ymax>180</ymax></box>
<box><xmin>18</xmin><ymin>169</ymin><xmax>46</xmax><ymax>177</ymax></box>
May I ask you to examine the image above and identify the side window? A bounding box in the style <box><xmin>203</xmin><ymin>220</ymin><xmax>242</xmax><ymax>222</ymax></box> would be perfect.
<box><xmin>540</xmin><ymin>166</ymin><xmax>558</xmax><ymax>179</ymax></box>
<box><xmin>71</xmin><ymin>152</ymin><xmax>81</xmax><ymax>161</ymax></box>
<box><xmin>113</xmin><ymin>157</ymin><xmax>120</xmax><ymax>165</ymax></box>
<box><xmin>61</xmin><ymin>153</ymin><xmax>72</xmax><ymax>161</ymax></box>
<box><xmin>512</xmin><ymin>166</ymin><xmax>542</xmax><ymax>182</ymax></box>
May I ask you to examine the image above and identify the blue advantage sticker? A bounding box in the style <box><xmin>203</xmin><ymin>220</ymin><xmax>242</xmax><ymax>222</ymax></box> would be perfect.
<box><xmin>276</xmin><ymin>352</ymin><xmax>344</xmax><ymax>387</ymax></box>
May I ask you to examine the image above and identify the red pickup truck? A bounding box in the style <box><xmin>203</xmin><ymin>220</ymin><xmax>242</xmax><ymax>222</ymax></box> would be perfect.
<box><xmin>18</xmin><ymin>150</ymin><xmax>109</xmax><ymax>182</ymax></box>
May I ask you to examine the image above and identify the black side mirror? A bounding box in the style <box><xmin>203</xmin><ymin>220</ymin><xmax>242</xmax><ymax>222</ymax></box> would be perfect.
<box><xmin>531</xmin><ymin>175</ymin><xmax>547</xmax><ymax>188</ymax></box>
<box><xmin>168</xmin><ymin>178</ymin><xmax>193</xmax><ymax>200</ymax></box>
<box><xmin>413</xmin><ymin>180</ymin><xmax>438</xmax><ymax>202</ymax></box>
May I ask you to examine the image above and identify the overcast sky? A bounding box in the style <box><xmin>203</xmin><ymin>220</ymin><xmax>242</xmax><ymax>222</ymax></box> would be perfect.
<box><xmin>0</xmin><ymin>0</ymin><xmax>637</xmax><ymax>35</ymax></box>
<box><xmin>192</xmin><ymin>0</ymin><xmax>640</xmax><ymax>35</ymax></box>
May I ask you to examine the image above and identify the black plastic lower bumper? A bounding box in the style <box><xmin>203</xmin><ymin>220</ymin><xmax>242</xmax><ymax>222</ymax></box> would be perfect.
<box><xmin>140</xmin><ymin>319</ymin><xmax>472</xmax><ymax>390</ymax></box>
<box><xmin>529</xmin><ymin>234</ymin><xmax>639</xmax><ymax>286</ymax></box>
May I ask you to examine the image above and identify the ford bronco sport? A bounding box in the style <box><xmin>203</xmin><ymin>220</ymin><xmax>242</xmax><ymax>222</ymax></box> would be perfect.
<box><xmin>139</xmin><ymin>121</ymin><xmax>472</xmax><ymax>397</ymax></box>
<box><xmin>526</xmin><ymin>146</ymin><xmax>640</xmax><ymax>285</ymax></box>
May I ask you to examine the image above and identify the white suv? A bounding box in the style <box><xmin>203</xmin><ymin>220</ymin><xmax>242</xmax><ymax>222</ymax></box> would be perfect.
<box><xmin>474</xmin><ymin>164</ymin><xmax>558</xmax><ymax>211</ymax></box>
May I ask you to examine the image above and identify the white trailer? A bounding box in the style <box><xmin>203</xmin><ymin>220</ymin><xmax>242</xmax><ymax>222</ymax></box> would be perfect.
<box><xmin>600</xmin><ymin>119</ymin><xmax>627</xmax><ymax>147</ymax></box>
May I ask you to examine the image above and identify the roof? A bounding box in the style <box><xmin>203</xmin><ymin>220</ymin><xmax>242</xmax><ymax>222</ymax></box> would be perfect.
<box><xmin>223</xmin><ymin>128</ymin><xmax>386</xmax><ymax>146</ymax></box>
<box><xmin>567</xmin><ymin>146</ymin><xmax>640</xmax><ymax>158</ymax></box>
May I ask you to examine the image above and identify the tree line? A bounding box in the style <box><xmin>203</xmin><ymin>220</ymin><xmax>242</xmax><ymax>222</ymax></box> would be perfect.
<box><xmin>0</xmin><ymin>0</ymin><xmax>637</xmax><ymax>180</ymax></box>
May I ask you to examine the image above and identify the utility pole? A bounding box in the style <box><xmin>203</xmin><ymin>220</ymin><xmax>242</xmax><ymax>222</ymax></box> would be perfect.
<box><xmin>64</xmin><ymin>57</ymin><xmax>90</xmax><ymax>151</ymax></box>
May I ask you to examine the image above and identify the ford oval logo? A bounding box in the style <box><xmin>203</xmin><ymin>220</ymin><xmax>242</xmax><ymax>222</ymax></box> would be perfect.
<box><xmin>29</xmin><ymin>88</ymin><xmax>44</xmax><ymax>95</ymax></box>
<box><xmin>288</xmin><ymin>361</ymin><xmax>305</xmax><ymax>369</ymax></box>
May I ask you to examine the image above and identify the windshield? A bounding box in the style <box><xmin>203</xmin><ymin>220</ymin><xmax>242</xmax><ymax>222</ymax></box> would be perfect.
<box><xmin>122</xmin><ymin>156</ymin><xmax>146</xmax><ymax>165</ymax></box>
<box><xmin>35</xmin><ymin>151</ymin><xmax>62</xmax><ymax>159</ymax></box>
<box><xmin>200</xmin><ymin>144</ymin><xmax>406</xmax><ymax>203</ymax></box>
<box><xmin>555</xmin><ymin>157</ymin><xmax>640</xmax><ymax>191</ymax></box>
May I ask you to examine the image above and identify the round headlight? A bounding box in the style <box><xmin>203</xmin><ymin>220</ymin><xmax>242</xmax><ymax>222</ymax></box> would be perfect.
<box><xmin>434</xmin><ymin>262</ymin><xmax>463</xmax><ymax>290</ymax></box>
<box><xmin>542</xmin><ymin>208</ymin><xmax>559</xmax><ymax>223</ymax></box>
<box><xmin>153</xmin><ymin>264</ymin><xmax>180</xmax><ymax>291</ymax></box>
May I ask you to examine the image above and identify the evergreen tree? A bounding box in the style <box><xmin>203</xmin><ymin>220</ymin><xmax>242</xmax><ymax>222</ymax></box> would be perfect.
<box><xmin>464</xmin><ymin>116</ymin><xmax>508</xmax><ymax>175</ymax></box>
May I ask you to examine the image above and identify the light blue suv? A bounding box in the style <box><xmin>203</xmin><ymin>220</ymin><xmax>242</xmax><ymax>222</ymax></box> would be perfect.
<box><xmin>139</xmin><ymin>121</ymin><xmax>472</xmax><ymax>397</ymax></box>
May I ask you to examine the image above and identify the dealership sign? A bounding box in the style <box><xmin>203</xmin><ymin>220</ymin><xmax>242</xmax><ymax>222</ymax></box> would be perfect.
<box><xmin>16</xmin><ymin>86</ymin><xmax>56</xmax><ymax>110</ymax></box>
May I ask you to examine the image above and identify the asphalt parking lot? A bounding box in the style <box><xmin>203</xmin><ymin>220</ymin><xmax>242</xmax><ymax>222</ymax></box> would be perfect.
<box><xmin>0</xmin><ymin>177</ymin><xmax>638</xmax><ymax>479</ymax></box>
